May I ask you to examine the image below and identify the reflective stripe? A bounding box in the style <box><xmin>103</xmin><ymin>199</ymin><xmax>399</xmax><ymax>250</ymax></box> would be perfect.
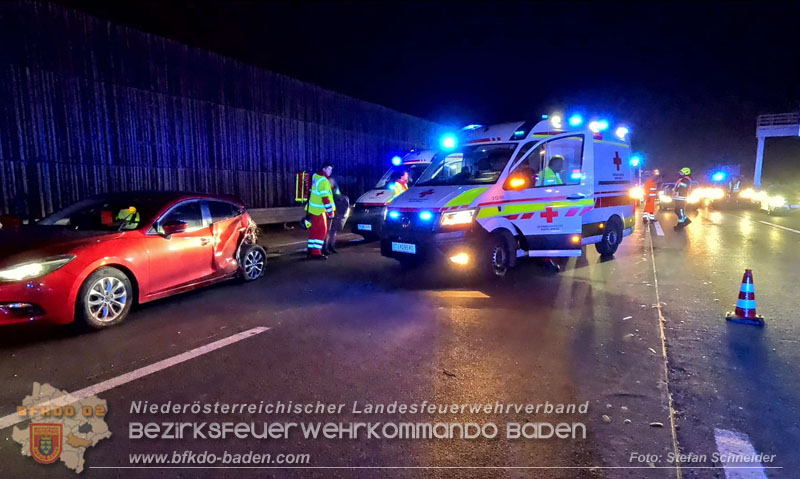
<box><xmin>444</xmin><ymin>187</ymin><xmax>490</xmax><ymax>207</ymax></box>
<box><xmin>308</xmin><ymin>239</ymin><xmax>324</xmax><ymax>244</ymax></box>
<box><xmin>736</xmin><ymin>299</ymin><xmax>756</xmax><ymax>309</ymax></box>
<box><xmin>740</xmin><ymin>282</ymin><xmax>755</xmax><ymax>293</ymax></box>
<box><xmin>307</xmin><ymin>243</ymin><xmax>323</xmax><ymax>249</ymax></box>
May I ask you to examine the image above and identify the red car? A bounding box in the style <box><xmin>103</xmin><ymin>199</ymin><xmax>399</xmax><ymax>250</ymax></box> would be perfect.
<box><xmin>0</xmin><ymin>192</ymin><xmax>266</xmax><ymax>328</ymax></box>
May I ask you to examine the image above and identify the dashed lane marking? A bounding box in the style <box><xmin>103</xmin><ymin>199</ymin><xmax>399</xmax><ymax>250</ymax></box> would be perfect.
<box><xmin>0</xmin><ymin>327</ymin><xmax>269</xmax><ymax>430</ymax></box>
<box><xmin>714</xmin><ymin>428</ymin><xmax>769</xmax><ymax>479</ymax></box>
<box><xmin>653</xmin><ymin>221</ymin><xmax>665</xmax><ymax>236</ymax></box>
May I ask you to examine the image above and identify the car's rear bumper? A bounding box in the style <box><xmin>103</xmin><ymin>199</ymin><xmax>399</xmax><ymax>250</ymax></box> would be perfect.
<box><xmin>349</xmin><ymin>204</ymin><xmax>386</xmax><ymax>237</ymax></box>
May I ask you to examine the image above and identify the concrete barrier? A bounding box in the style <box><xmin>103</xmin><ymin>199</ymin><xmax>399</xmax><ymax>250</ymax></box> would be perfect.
<box><xmin>248</xmin><ymin>207</ymin><xmax>305</xmax><ymax>225</ymax></box>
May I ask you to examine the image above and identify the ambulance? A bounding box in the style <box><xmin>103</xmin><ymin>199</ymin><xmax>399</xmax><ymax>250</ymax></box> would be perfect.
<box><xmin>349</xmin><ymin>150</ymin><xmax>435</xmax><ymax>240</ymax></box>
<box><xmin>379</xmin><ymin>117</ymin><xmax>637</xmax><ymax>276</ymax></box>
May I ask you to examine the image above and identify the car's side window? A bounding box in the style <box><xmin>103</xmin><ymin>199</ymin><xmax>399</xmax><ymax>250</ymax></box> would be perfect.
<box><xmin>511</xmin><ymin>135</ymin><xmax>585</xmax><ymax>188</ymax></box>
<box><xmin>207</xmin><ymin>201</ymin><xmax>243</xmax><ymax>224</ymax></box>
<box><xmin>156</xmin><ymin>201</ymin><xmax>204</xmax><ymax>233</ymax></box>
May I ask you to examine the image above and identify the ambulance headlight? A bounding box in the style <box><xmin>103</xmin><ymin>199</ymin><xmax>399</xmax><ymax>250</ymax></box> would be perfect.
<box><xmin>440</xmin><ymin>209</ymin><xmax>476</xmax><ymax>227</ymax></box>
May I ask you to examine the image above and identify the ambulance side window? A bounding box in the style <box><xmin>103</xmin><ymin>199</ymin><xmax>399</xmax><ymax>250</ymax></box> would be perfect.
<box><xmin>513</xmin><ymin>135</ymin><xmax>584</xmax><ymax>187</ymax></box>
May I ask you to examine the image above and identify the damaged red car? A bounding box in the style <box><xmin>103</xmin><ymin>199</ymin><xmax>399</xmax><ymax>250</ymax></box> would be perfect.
<box><xmin>0</xmin><ymin>192</ymin><xmax>266</xmax><ymax>328</ymax></box>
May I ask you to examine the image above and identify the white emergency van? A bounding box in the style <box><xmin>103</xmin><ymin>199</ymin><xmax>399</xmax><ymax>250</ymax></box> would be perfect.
<box><xmin>349</xmin><ymin>150</ymin><xmax>435</xmax><ymax>240</ymax></box>
<box><xmin>379</xmin><ymin>118</ymin><xmax>636</xmax><ymax>276</ymax></box>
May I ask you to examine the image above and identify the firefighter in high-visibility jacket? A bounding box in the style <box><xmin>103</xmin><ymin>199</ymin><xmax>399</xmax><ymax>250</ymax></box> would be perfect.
<box><xmin>642</xmin><ymin>170</ymin><xmax>660</xmax><ymax>223</ymax></box>
<box><xmin>673</xmin><ymin>167</ymin><xmax>693</xmax><ymax>229</ymax></box>
<box><xmin>307</xmin><ymin>163</ymin><xmax>336</xmax><ymax>259</ymax></box>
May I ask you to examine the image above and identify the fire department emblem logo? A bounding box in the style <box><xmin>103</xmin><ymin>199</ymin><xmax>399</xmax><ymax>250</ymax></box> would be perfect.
<box><xmin>30</xmin><ymin>423</ymin><xmax>63</xmax><ymax>464</ymax></box>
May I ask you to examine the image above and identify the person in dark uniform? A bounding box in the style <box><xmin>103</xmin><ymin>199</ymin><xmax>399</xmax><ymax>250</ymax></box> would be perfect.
<box><xmin>324</xmin><ymin>177</ymin><xmax>350</xmax><ymax>254</ymax></box>
<box><xmin>673</xmin><ymin>167</ymin><xmax>693</xmax><ymax>229</ymax></box>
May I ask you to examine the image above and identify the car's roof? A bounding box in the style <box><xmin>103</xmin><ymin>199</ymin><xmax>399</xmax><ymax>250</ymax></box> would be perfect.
<box><xmin>96</xmin><ymin>191</ymin><xmax>243</xmax><ymax>205</ymax></box>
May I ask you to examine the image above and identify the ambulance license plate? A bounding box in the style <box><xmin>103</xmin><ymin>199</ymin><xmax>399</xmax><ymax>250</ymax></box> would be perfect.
<box><xmin>392</xmin><ymin>242</ymin><xmax>416</xmax><ymax>254</ymax></box>
<box><xmin>357</xmin><ymin>223</ymin><xmax>372</xmax><ymax>231</ymax></box>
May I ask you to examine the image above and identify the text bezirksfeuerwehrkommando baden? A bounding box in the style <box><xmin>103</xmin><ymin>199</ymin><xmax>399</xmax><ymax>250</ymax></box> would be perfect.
<box><xmin>128</xmin><ymin>401</ymin><xmax>589</xmax><ymax>440</ymax></box>
<box><xmin>130</xmin><ymin>400</ymin><xmax>589</xmax><ymax>416</ymax></box>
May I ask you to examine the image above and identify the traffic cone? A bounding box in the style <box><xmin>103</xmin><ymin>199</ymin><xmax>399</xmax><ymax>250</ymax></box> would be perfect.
<box><xmin>725</xmin><ymin>269</ymin><xmax>765</xmax><ymax>326</ymax></box>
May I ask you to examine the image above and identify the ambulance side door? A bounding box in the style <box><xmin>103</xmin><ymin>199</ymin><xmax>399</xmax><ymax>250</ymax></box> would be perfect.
<box><xmin>502</xmin><ymin>133</ymin><xmax>592</xmax><ymax>255</ymax></box>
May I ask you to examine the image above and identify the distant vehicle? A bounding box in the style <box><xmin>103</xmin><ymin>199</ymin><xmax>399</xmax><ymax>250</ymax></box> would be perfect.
<box><xmin>0</xmin><ymin>192</ymin><xmax>266</xmax><ymax>328</ymax></box>
<box><xmin>349</xmin><ymin>150</ymin><xmax>435</xmax><ymax>240</ymax></box>
<box><xmin>658</xmin><ymin>181</ymin><xmax>708</xmax><ymax>211</ymax></box>
<box><xmin>745</xmin><ymin>184</ymin><xmax>799</xmax><ymax>215</ymax></box>
<box><xmin>380</xmin><ymin>117</ymin><xmax>637</xmax><ymax>276</ymax></box>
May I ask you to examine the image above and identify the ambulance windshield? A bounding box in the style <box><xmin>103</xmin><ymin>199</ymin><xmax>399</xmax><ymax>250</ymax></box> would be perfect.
<box><xmin>416</xmin><ymin>144</ymin><xmax>516</xmax><ymax>186</ymax></box>
<box><xmin>374</xmin><ymin>163</ymin><xmax>431</xmax><ymax>189</ymax></box>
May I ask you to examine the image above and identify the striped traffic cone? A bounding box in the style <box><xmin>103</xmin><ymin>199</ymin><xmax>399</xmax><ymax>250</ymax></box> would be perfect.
<box><xmin>725</xmin><ymin>269</ymin><xmax>765</xmax><ymax>326</ymax></box>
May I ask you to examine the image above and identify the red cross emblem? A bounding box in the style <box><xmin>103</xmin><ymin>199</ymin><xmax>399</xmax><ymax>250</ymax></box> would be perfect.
<box><xmin>540</xmin><ymin>206</ymin><xmax>559</xmax><ymax>223</ymax></box>
<box><xmin>419</xmin><ymin>189</ymin><xmax>435</xmax><ymax>198</ymax></box>
<box><xmin>613</xmin><ymin>152</ymin><xmax>622</xmax><ymax>171</ymax></box>
<box><xmin>375</xmin><ymin>191</ymin><xmax>386</xmax><ymax>196</ymax></box>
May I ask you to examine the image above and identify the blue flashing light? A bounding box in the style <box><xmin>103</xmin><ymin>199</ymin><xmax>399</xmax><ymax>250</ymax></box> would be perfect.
<box><xmin>597</xmin><ymin>119</ymin><xmax>609</xmax><ymax>132</ymax></box>
<box><xmin>387</xmin><ymin>210</ymin><xmax>401</xmax><ymax>220</ymax></box>
<box><xmin>462</xmin><ymin>124</ymin><xmax>483</xmax><ymax>131</ymax></box>
<box><xmin>568</xmin><ymin>114</ymin><xmax>583</xmax><ymax>127</ymax></box>
<box><xmin>419</xmin><ymin>211</ymin><xmax>434</xmax><ymax>221</ymax></box>
<box><xmin>712</xmin><ymin>171</ymin><xmax>726</xmax><ymax>182</ymax></box>
<box><xmin>629</xmin><ymin>155</ymin><xmax>642</xmax><ymax>167</ymax></box>
<box><xmin>541</xmin><ymin>114</ymin><xmax>549</xmax><ymax>119</ymax></box>
<box><xmin>391</xmin><ymin>155</ymin><xmax>403</xmax><ymax>166</ymax></box>
<box><xmin>440</xmin><ymin>134</ymin><xmax>458</xmax><ymax>150</ymax></box>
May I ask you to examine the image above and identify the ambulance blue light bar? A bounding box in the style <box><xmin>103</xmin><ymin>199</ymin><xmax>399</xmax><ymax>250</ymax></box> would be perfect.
<box><xmin>440</xmin><ymin>134</ymin><xmax>458</xmax><ymax>150</ymax></box>
<box><xmin>387</xmin><ymin>210</ymin><xmax>401</xmax><ymax>220</ymax></box>
<box><xmin>614</xmin><ymin>126</ymin><xmax>629</xmax><ymax>140</ymax></box>
<box><xmin>419</xmin><ymin>211</ymin><xmax>434</xmax><ymax>221</ymax></box>
<box><xmin>629</xmin><ymin>155</ymin><xmax>642</xmax><ymax>167</ymax></box>
<box><xmin>568</xmin><ymin>114</ymin><xmax>584</xmax><ymax>127</ymax></box>
<box><xmin>391</xmin><ymin>156</ymin><xmax>403</xmax><ymax>166</ymax></box>
<box><xmin>712</xmin><ymin>171</ymin><xmax>726</xmax><ymax>182</ymax></box>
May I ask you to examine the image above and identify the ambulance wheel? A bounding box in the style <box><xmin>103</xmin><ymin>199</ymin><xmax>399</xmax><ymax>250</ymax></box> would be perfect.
<box><xmin>595</xmin><ymin>217</ymin><xmax>623</xmax><ymax>257</ymax></box>
<box><xmin>485</xmin><ymin>231</ymin><xmax>514</xmax><ymax>278</ymax></box>
<box><xmin>239</xmin><ymin>244</ymin><xmax>266</xmax><ymax>281</ymax></box>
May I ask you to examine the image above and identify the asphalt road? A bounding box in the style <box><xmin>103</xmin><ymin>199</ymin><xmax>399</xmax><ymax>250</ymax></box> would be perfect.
<box><xmin>1</xmin><ymin>205</ymin><xmax>798</xmax><ymax>478</ymax></box>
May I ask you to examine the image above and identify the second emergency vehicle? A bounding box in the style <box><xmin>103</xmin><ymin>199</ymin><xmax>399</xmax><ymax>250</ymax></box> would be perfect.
<box><xmin>349</xmin><ymin>150</ymin><xmax>434</xmax><ymax>240</ymax></box>
<box><xmin>379</xmin><ymin>118</ymin><xmax>637</xmax><ymax>276</ymax></box>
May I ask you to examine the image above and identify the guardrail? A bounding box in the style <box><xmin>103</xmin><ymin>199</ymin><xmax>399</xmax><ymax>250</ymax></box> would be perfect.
<box><xmin>248</xmin><ymin>207</ymin><xmax>305</xmax><ymax>225</ymax></box>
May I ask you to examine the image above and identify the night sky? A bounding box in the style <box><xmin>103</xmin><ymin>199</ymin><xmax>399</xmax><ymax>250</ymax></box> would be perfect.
<box><xmin>56</xmin><ymin>1</ymin><xmax>800</xmax><ymax>182</ymax></box>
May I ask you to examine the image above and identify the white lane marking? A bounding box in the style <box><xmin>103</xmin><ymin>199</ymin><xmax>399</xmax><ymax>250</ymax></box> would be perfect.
<box><xmin>757</xmin><ymin>220</ymin><xmax>800</xmax><ymax>235</ymax></box>
<box><xmin>645</xmin><ymin>222</ymin><xmax>683</xmax><ymax>479</ymax></box>
<box><xmin>653</xmin><ymin>221</ymin><xmax>665</xmax><ymax>236</ymax></box>
<box><xmin>714</xmin><ymin>428</ymin><xmax>768</xmax><ymax>479</ymax></box>
<box><xmin>0</xmin><ymin>327</ymin><xmax>269</xmax><ymax>430</ymax></box>
<box><xmin>430</xmin><ymin>290</ymin><xmax>490</xmax><ymax>299</ymax></box>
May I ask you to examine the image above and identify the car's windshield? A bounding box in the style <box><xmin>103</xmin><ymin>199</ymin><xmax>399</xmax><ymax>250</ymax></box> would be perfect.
<box><xmin>38</xmin><ymin>195</ymin><xmax>166</xmax><ymax>231</ymax></box>
<box><xmin>416</xmin><ymin>143</ymin><xmax>517</xmax><ymax>186</ymax></box>
<box><xmin>375</xmin><ymin>163</ymin><xmax>430</xmax><ymax>189</ymax></box>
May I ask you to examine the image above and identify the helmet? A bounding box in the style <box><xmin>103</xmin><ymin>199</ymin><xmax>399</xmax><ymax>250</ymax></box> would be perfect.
<box><xmin>680</xmin><ymin>167</ymin><xmax>691</xmax><ymax>176</ymax></box>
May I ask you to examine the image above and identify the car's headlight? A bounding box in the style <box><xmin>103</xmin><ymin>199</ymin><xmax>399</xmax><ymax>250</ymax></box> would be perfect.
<box><xmin>660</xmin><ymin>195</ymin><xmax>673</xmax><ymax>203</ymax></box>
<box><xmin>0</xmin><ymin>255</ymin><xmax>75</xmax><ymax>282</ymax></box>
<box><xmin>440</xmin><ymin>209</ymin><xmax>476</xmax><ymax>227</ymax></box>
<box><xmin>768</xmin><ymin>195</ymin><xmax>786</xmax><ymax>208</ymax></box>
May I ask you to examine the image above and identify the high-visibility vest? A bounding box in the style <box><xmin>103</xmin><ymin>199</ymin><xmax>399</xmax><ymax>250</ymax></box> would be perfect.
<box><xmin>645</xmin><ymin>178</ymin><xmax>658</xmax><ymax>198</ymax></box>
<box><xmin>536</xmin><ymin>167</ymin><xmax>563</xmax><ymax>186</ymax></box>
<box><xmin>390</xmin><ymin>180</ymin><xmax>408</xmax><ymax>198</ymax></box>
<box><xmin>307</xmin><ymin>173</ymin><xmax>335</xmax><ymax>216</ymax></box>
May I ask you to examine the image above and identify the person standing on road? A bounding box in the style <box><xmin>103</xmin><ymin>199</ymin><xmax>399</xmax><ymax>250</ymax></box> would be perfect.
<box><xmin>673</xmin><ymin>167</ymin><xmax>693</xmax><ymax>229</ymax></box>
<box><xmin>306</xmin><ymin>163</ymin><xmax>335</xmax><ymax>259</ymax></box>
<box><xmin>643</xmin><ymin>169</ymin><xmax>660</xmax><ymax>223</ymax></box>
<box><xmin>324</xmin><ymin>178</ymin><xmax>350</xmax><ymax>254</ymax></box>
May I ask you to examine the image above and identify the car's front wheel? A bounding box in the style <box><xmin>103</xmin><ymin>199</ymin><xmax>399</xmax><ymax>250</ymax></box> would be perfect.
<box><xmin>240</xmin><ymin>244</ymin><xmax>267</xmax><ymax>281</ymax></box>
<box><xmin>76</xmin><ymin>267</ymin><xmax>133</xmax><ymax>329</ymax></box>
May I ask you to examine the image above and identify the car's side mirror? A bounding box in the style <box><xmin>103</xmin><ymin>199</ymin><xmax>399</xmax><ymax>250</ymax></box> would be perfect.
<box><xmin>161</xmin><ymin>220</ymin><xmax>188</xmax><ymax>237</ymax></box>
